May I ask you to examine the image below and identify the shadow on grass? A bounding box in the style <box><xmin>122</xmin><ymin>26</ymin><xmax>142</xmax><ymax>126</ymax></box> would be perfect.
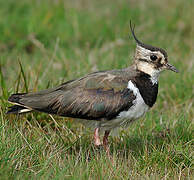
<box><xmin>62</xmin><ymin>122</ymin><xmax>192</xmax><ymax>167</ymax></box>
<box><xmin>5</xmin><ymin>112</ymin><xmax>192</xmax><ymax>168</ymax></box>
<box><xmin>114</xmin><ymin>126</ymin><xmax>191</xmax><ymax>155</ymax></box>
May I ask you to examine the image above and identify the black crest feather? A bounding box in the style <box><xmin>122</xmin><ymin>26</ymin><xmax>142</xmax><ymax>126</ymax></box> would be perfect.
<box><xmin>130</xmin><ymin>20</ymin><xmax>168</xmax><ymax>58</ymax></box>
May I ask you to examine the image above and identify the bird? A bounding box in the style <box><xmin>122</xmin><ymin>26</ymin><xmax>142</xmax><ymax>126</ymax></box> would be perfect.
<box><xmin>7</xmin><ymin>22</ymin><xmax>178</xmax><ymax>154</ymax></box>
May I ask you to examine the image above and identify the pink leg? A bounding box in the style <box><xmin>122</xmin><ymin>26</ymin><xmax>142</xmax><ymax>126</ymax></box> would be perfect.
<box><xmin>103</xmin><ymin>130</ymin><xmax>110</xmax><ymax>154</ymax></box>
<box><xmin>94</xmin><ymin>128</ymin><xmax>102</xmax><ymax>146</ymax></box>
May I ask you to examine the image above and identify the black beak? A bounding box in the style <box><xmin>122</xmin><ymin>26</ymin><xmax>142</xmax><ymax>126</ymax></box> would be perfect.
<box><xmin>165</xmin><ymin>63</ymin><xmax>179</xmax><ymax>73</ymax></box>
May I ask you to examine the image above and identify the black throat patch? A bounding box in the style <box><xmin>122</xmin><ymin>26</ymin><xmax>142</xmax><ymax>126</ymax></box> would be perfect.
<box><xmin>133</xmin><ymin>72</ymin><xmax>158</xmax><ymax>107</ymax></box>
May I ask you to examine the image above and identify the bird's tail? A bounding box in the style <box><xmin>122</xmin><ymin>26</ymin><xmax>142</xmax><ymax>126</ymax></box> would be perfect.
<box><xmin>7</xmin><ymin>93</ymin><xmax>32</xmax><ymax>114</ymax></box>
<box><xmin>7</xmin><ymin>86</ymin><xmax>64</xmax><ymax>115</ymax></box>
<box><xmin>7</xmin><ymin>104</ymin><xmax>32</xmax><ymax>114</ymax></box>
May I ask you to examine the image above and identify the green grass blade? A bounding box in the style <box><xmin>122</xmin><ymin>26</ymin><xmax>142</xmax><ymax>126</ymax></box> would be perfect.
<box><xmin>18</xmin><ymin>59</ymin><xmax>28</xmax><ymax>93</ymax></box>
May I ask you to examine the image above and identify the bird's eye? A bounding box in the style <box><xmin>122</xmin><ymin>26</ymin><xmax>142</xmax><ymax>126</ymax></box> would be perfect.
<box><xmin>150</xmin><ymin>55</ymin><xmax>157</xmax><ymax>61</ymax></box>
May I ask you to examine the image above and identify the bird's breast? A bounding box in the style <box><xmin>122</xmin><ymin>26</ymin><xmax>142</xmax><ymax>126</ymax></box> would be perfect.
<box><xmin>117</xmin><ymin>80</ymin><xmax>149</xmax><ymax>120</ymax></box>
<box><xmin>99</xmin><ymin>81</ymin><xmax>149</xmax><ymax>130</ymax></box>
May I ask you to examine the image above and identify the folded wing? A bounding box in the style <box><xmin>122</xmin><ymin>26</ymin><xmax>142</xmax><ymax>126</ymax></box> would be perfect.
<box><xmin>8</xmin><ymin>71</ymin><xmax>136</xmax><ymax>120</ymax></box>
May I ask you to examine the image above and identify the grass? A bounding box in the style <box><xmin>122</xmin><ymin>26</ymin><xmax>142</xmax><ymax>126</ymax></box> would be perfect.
<box><xmin>0</xmin><ymin>0</ymin><xmax>193</xmax><ymax>179</ymax></box>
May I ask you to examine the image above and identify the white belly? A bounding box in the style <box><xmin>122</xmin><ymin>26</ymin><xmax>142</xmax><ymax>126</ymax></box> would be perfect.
<box><xmin>118</xmin><ymin>82</ymin><xmax>149</xmax><ymax>120</ymax></box>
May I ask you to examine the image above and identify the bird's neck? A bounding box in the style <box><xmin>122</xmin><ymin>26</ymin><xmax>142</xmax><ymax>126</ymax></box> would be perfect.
<box><xmin>135</xmin><ymin>61</ymin><xmax>160</xmax><ymax>84</ymax></box>
<box><xmin>132</xmin><ymin>69</ymin><xmax>159</xmax><ymax>107</ymax></box>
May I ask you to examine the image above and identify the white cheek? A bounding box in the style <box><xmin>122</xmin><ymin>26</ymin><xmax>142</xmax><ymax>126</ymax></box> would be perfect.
<box><xmin>138</xmin><ymin>61</ymin><xmax>159</xmax><ymax>74</ymax></box>
<box><xmin>137</xmin><ymin>62</ymin><xmax>160</xmax><ymax>84</ymax></box>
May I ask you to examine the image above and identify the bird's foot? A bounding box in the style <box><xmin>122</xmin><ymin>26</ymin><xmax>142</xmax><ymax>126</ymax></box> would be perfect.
<box><xmin>93</xmin><ymin>128</ymin><xmax>112</xmax><ymax>159</ymax></box>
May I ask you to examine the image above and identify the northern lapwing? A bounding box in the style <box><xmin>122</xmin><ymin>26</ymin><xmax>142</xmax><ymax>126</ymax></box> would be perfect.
<box><xmin>7</xmin><ymin>22</ymin><xmax>178</xmax><ymax>153</ymax></box>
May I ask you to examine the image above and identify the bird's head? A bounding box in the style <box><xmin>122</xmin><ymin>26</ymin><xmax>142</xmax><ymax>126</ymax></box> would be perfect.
<box><xmin>130</xmin><ymin>22</ymin><xmax>178</xmax><ymax>79</ymax></box>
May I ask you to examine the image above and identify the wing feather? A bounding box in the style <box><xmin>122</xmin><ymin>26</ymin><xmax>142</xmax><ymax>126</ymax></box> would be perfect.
<box><xmin>49</xmin><ymin>71</ymin><xmax>136</xmax><ymax>120</ymax></box>
<box><xmin>8</xmin><ymin>70</ymin><xmax>137</xmax><ymax>120</ymax></box>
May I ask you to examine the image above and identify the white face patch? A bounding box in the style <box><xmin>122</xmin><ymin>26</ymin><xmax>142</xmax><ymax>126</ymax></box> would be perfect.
<box><xmin>137</xmin><ymin>61</ymin><xmax>160</xmax><ymax>84</ymax></box>
<box><xmin>135</xmin><ymin>45</ymin><xmax>167</xmax><ymax>84</ymax></box>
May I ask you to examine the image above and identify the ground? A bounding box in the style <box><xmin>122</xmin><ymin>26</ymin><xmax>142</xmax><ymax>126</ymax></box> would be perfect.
<box><xmin>0</xmin><ymin>0</ymin><xmax>193</xmax><ymax>179</ymax></box>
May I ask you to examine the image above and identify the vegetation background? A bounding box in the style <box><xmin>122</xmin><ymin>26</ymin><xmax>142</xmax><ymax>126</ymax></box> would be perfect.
<box><xmin>0</xmin><ymin>0</ymin><xmax>193</xmax><ymax>179</ymax></box>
